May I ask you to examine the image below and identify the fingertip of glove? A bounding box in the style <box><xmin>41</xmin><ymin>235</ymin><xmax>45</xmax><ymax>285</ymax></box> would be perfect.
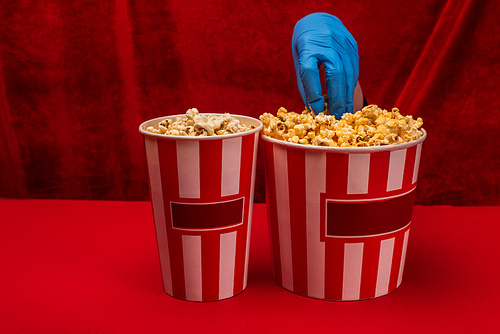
<box><xmin>309</xmin><ymin>98</ymin><xmax>325</xmax><ymax>114</ymax></box>
<box><xmin>330</xmin><ymin>106</ymin><xmax>347</xmax><ymax>120</ymax></box>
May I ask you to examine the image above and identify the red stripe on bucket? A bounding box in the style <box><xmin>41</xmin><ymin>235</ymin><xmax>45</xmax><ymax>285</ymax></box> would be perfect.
<box><xmin>199</xmin><ymin>140</ymin><xmax>223</xmax><ymax>201</ymax></box>
<box><xmin>388</xmin><ymin>228</ymin><xmax>406</xmax><ymax>292</ymax></box>
<box><xmin>359</xmin><ymin>238</ymin><xmax>381</xmax><ymax>299</ymax></box>
<box><xmin>235</xmin><ymin>134</ymin><xmax>255</xmax><ymax>295</ymax></box>
<box><xmin>402</xmin><ymin>145</ymin><xmax>417</xmax><ymax>190</ymax></box>
<box><xmin>169</xmin><ymin>230</ymin><xmax>187</xmax><ymax>300</ymax></box>
<box><xmin>157</xmin><ymin>139</ymin><xmax>180</xmax><ymax>201</ymax></box>
<box><xmin>233</xmin><ymin>225</ymin><xmax>247</xmax><ymax>296</ymax></box>
<box><xmin>262</xmin><ymin>139</ymin><xmax>283</xmax><ymax>285</ymax></box>
<box><xmin>239</xmin><ymin>134</ymin><xmax>255</xmax><ymax>200</ymax></box>
<box><xmin>201</xmin><ymin>233</ymin><xmax>221</xmax><ymax>301</ymax></box>
<box><xmin>241</xmin><ymin>132</ymin><xmax>259</xmax><ymax>291</ymax></box>
<box><xmin>368</xmin><ymin>151</ymin><xmax>390</xmax><ymax>196</ymax></box>
<box><xmin>287</xmin><ymin>148</ymin><xmax>308</xmax><ymax>296</ymax></box>
<box><xmin>326</xmin><ymin>152</ymin><xmax>349</xmax><ymax>198</ymax></box>
<box><xmin>324</xmin><ymin>239</ymin><xmax>344</xmax><ymax>300</ymax></box>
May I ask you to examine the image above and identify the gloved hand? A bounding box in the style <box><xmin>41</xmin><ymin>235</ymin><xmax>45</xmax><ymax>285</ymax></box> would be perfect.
<box><xmin>292</xmin><ymin>13</ymin><xmax>359</xmax><ymax>119</ymax></box>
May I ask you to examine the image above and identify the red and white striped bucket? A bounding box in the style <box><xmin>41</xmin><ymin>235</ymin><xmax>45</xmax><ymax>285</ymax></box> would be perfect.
<box><xmin>139</xmin><ymin>114</ymin><xmax>262</xmax><ymax>302</ymax></box>
<box><xmin>261</xmin><ymin>130</ymin><xmax>426</xmax><ymax>300</ymax></box>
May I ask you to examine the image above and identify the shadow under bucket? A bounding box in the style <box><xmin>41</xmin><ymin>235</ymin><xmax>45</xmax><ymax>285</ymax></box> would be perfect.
<box><xmin>261</xmin><ymin>130</ymin><xmax>426</xmax><ymax>301</ymax></box>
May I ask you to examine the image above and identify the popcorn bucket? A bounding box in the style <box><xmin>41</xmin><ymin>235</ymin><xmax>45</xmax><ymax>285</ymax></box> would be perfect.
<box><xmin>139</xmin><ymin>114</ymin><xmax>262</xmax><ymax>301</ymax></box>
<box><xmin>261</xmin><ymin>130</ymin><xmax>426</xmax><ymax>300</ymax></box>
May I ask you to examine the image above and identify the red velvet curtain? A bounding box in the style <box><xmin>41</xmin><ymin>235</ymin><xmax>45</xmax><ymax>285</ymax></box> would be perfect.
<box><xmin>1</xmin><ymin>0</ymin><xmax>499</xmax><ymax>205</ymax></box>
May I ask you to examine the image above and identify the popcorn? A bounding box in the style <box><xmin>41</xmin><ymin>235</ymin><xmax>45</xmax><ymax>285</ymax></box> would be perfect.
<box><xmin>146</xmin><ymin>108</ymin><xmax>254</xmax><ymax>136</ymax></box>
<box><xmin>259</xmin><ymin>104</ymin><xmax>423</xmax><ymax>147</ymax></box>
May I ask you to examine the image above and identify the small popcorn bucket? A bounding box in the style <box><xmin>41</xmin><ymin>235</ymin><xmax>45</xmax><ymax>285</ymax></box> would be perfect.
<box><xmin>139</xmin><ymin>114</ymin><xmax>262</xmax><ymax>301</ymax></box>
<box><xmin>261</xmin><ymin>130</ymin><xmax>426</xmax><ymax>300</ymax></box>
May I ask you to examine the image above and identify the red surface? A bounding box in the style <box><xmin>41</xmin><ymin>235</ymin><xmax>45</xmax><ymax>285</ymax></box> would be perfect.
<box><xmin>1</xmin><ymin>1</ymin><xmax>499</xmax><ymax>205</ymax></box>
<box><xmin>0</xmin><ymin>199</ymin><xmax>498</xmax><ymax>333</ymax></box>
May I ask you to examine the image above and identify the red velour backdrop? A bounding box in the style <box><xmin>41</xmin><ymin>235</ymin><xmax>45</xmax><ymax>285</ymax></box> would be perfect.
<box><xmin>0</xmin><ymin>0</ymin><xmax>499</xmax><ymax>205</ymax></box>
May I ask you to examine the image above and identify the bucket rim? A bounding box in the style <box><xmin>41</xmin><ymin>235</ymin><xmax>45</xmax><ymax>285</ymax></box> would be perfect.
<box><xmin>139</xmin><ymin>113</ymin><xmax>263</xmax><ymax>140</ymax></box>
<box><xmin>260</xmin><ymin>128</ymin><xmax>426</xmax><ymax>153</ymax></box>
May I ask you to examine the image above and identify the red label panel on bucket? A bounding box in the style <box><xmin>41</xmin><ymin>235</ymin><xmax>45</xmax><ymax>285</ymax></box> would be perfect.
<box><xmin>326</xmin><ymin>191</ymin><xmax>415</xmax><ymax>237</ymax></box>
<box><xmin>171</xmin><ymin>198</ymin><xmax>244</xmax><ymax>230</ymax></box>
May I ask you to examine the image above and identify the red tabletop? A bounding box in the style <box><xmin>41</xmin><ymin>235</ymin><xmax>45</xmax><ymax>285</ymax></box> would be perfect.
<box><xmin>1</xmin><ymin>199</ymin><xmax>499</xmax><ymax>333</ymax></box>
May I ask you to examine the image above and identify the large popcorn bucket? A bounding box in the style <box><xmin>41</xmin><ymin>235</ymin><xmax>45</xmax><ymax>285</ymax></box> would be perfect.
<box><xmin>261</xmin><ymin>130</ymin><xmax>426</xmax><ymax>300</ymax></box>
<box><xmin>139</xmin><ymin>114</ymin><xmax>262</xmax><ymax>301</ymax></box>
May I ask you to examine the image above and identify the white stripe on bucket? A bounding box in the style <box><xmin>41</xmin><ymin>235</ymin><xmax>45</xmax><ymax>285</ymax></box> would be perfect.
<box><xmin>342</xmin><ymin>242</ymin><xmax>364</xmax><ymax>301</ymax></box>
<box><xmin>182</xmin><ymin>235</ymin><xmax>203</xmax><ymax>301</ymax></box>
<box><xmin>273</xmin><ymin>144</ymin><xmax>293</xmax><ymax>290</ymax></box>
<box><xmin>347</xmin><ymin>153</ymin><xmax>370</xmax><ymax>194</ymax></box>
<box><xmin>144</xmin><ymin>137</ymin><xmax>173</xmax><ymax>295</ymax></box>
<box><xmin>219</xmin><ymin>231</ymin><xmax>237</xmax><ymax>300</ymax></box>
<box><xmin>412</xmin><ymin>143</ymin><xmax>422</xmax><ymax>184</ymax></box>
<box><xmin>387</xmin><ymin>149</ymin><xmax>407</xmax><ymax>191</ymax></box>
<box><xmin>221</xmin><ymin>137</ymin><xmax>242</xmax><ymax>197</ymax></box>
<box><xmin>305</xmin><ymin>151</ymin><xmax>326</xmax><ymax>299</ymax></box>
<box><xmin>176</xmin><ymin>140</ymin><xmax>200</xmax><ymax>198</ymax></box>
<box><xmin>376</xmin><ymin>237</ymin><xmax>395</xmax><ymax>297</ymax></box>
<box><xmin>398</xmin><ymin>229</ymin><xmax>410</xmax><ymax>286</ymax></box>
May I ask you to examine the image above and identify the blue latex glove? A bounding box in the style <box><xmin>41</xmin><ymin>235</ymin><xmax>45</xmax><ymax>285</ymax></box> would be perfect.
<box><xmin>292</xmin><ymin>13</ymin><xmax>359</xmax><ymax>119</ymax></box>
